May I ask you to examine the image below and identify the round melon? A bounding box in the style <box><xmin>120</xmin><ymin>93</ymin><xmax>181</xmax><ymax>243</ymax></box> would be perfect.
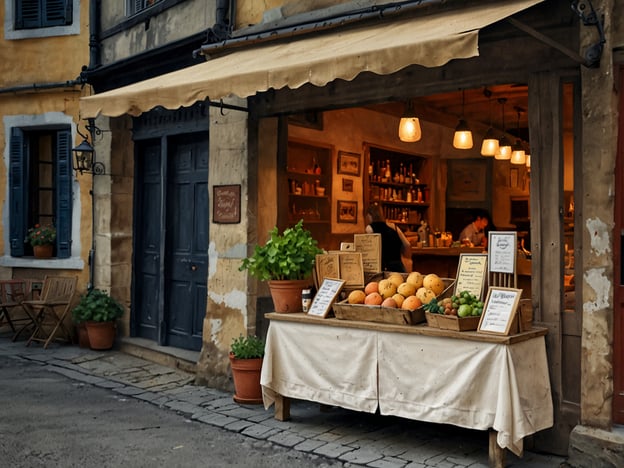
<box><xmin>381</xmin><ymin>297</ymin><xmax>398</xmax><ymax>308</ymax></box>
<box><xmin>347</xmin><ymin>290</ymin><xmax>366</xmax><ymax>304</ymax></box>
<box><xmin>378</xmin><ymin>279</ymin><xmax>397</xmax><ymax>299</ymax></box>
<box><xmin>392</xmin><ymin>293</ymin><xmax>405</xmax><ymax>308</ymax></box>
<box><xmin>364</xmin><ymin>292</ymin><xmax>383</xmax><ymax>305</ymax></box>
<box><xmin>397</xmin><ymin>282</ymin><xmax>416</xmax><ymax>298</ymax></box>
<box><xmin>416</xmin><ymin>287</ymin><xmax>436</xmax><ymax>305</ymax></box>
<box><xmin>424</xmin><ymin>275</ymin><xmax>446</xmax><ymax>296</ymax></box>
<box><xmin>364</xmin><ymin>281</ymin><xmax>379</xmax><ymax>295</ymax></box>
<box><xmin>386</xmin><ymin>273</ymin><xmax>404</xmax><ymax>288</ymax></box>
<box><xmin>422</xmin><ymin>273</ymin><xmax>441</xmax><ymax>290</ymax></box>
<box><xmin>401</xmin><ymin>295</ymin><xmax>422</xmax><ymax>311</ymax></box>
<box><xmin>406</xmin><ymin>272</ymin><xmax>424</xmax><ymax>289</ymax></box>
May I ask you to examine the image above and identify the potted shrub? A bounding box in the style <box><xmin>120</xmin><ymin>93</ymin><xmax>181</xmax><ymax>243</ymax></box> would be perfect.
<box><xmin>239</xmin><ymin>220</ymin><xmax>323</xmax><ymax>313</ymax></box>
<box><xmin>229</xmin><ymin>334</ymin><xmax>265</xmax><ymax>404</ymax></box>
<box><xmin>25</xmin><ymin>224</ymin><xmax>56</xmax><ymax>258</ymax></box>
<box><xmin>72</xmin><ymin>289</ymin><xmax>124</xmax><ymax>350</ymax></box>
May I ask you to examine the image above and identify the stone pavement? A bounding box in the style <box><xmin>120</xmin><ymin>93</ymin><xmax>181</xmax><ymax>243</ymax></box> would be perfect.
<box><xmin>0</xmin><ymin>335</ymin><xmax>567</xmax><ymax>468</ymax></box>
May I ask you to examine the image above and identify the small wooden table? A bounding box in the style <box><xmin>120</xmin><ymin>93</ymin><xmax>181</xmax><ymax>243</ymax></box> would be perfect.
<box><xmin>261</xmin><ymin>313</ymin><xmax>552</xmax><ymax>468</ymax></box>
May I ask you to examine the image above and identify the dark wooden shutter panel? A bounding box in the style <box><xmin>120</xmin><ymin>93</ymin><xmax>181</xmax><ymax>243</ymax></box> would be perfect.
<box><xmin>16</xmin><ymin>0</ymin><xmax>42</xmax><ymax>29</ymax></box>
<box><xmin>9</xmin><ymin>128</ymin><xmax>27</xmax><ymax>257</ymax></box>
<box><xmin>45</xmin><ymin>0</ymin><xmax>72</xmax><ymax>26</ymax></box>
<box><xmin>55</xmin><ymin>129</ymin><xmax>72</xmax><ymax>258</ymax></box>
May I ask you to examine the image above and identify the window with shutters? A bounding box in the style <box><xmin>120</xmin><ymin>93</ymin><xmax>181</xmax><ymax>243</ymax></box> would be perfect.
<box><xmin>126</xmin><ymin>0</ymin><xmax>163</xmax><ymax>16</ymax></box>
<box><xmin>14</xmin><ymin>0</ymin><xmax>72</xmax><ymax>29</ymax></box>
<box><xmin>9</xmin><ymin>127</ymin><xmax>73</xmax><ymax>259</ymax></box>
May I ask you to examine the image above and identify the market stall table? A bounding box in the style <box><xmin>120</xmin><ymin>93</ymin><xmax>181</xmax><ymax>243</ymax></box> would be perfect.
<box><xmin>261</xmin><ymin>312</ymin><xmax>552</xmax><ymax>467</ymax></box>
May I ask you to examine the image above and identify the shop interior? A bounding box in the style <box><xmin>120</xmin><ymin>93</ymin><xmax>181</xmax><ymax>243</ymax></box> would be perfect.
<box><xmin>281</xmin><ymin>82</ymin><xmax>576</xmax><ymax>298</ymax></box>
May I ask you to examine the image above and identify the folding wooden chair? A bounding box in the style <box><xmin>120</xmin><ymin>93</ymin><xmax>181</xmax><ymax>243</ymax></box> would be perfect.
<box><xmin>22</xmin><ymin>276</ymin><xmax>77</xmax><ymax>349</ymax></box>
<box><xmin>0</xmin><ymin>279</ymin><xmax>32</xmax><ymax>336</ymax></box>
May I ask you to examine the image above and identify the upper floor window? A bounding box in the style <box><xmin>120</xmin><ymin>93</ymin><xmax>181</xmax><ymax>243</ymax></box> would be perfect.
<box><xmin>127</xmin><ymin>0</ymin><xmax>163</xmax><ymax>16</ymax></box>
<box><xmin>15</xmin><ymin>0</ymin><xmax>72</xmax><ymax>29</ymax></box>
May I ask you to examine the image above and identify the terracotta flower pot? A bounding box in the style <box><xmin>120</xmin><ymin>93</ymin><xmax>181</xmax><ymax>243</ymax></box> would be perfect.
<box><xmin>76</xmin><ymin>323</ymin><xmax>90</xmax><ymax>348</ymax></box>
<box><xmin>229</xmin><ymin>353</ymin><xmax>263</xmax><ymax>404</ymax></box>
<box><xmin>33</xmin><ymin>244</ymin><xmax>54</xmax><ymax>258</ymax></box>
<box><xmin>85</xmin><ymin>321</ymin><xmax>116</xmax><ymax>350</ymax></box>
<box><xmin>268</xmin><ymin>279</ymin><xmax>313</xmax><ymax>313</ymax></box>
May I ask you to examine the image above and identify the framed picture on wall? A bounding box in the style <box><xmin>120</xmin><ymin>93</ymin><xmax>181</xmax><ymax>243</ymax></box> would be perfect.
<box><xmin>337</xmin><ymin>200</ymin><xmax>358</xmax><ymax>224</ymax></box>
<box><xmin>337</xmin><ymin>151</ymin><xmax>360</xmax><ymax>176</ymax></box>
<box><xmin>447</xmin><ymin>160</ymin><xmax>488</xmax><ymax>202</ymax></box>
<box><xmin>342</xmin><ymin>178</ymin><xmax>354</xmax><ymax>192</ymax></box>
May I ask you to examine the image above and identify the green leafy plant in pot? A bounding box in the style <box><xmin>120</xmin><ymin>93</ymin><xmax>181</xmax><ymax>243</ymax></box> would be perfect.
<box><xmin>229</xmin><ymin>334</ymin><xmax>266</xmax><ymax>404</ymax></box>
<box><xmin>72</xmin><ymin>289</ymin><xmax>124</xmax><ymax>350</ymax></box>
<box><xmin>239</xmin><ymin>220</ymin><xmax>323</xmax><ymax>313</ymax></box>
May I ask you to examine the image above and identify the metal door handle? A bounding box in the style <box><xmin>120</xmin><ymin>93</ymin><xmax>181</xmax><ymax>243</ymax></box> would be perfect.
<box><xmin>191</xmin><ymin>265</ymin><xmax>197</xmax><ymax>271</ymax></box>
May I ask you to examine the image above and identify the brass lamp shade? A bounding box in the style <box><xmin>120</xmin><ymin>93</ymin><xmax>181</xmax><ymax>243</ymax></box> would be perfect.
<box><xmin>510</xmin><ymin>140</ymin><xmax>526</xmax><ymax>165</ymax></box>
<box><xmin>495</xmin><ymin>135</ymin><xmax>512</xmax><ymax>160</ymax></box>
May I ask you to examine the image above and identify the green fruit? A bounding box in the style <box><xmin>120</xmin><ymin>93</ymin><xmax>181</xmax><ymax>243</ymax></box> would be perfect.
<box><xmin>458</xmin><ymin>304</ymin><xmax>472</xmax><ymax>317</ymax></box>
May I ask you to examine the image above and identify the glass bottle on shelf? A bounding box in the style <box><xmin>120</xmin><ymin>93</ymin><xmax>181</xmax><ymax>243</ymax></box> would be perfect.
<box><xmin>399</xmin><ymin>163</ymin><xmax>405</xmax><ymax>183</ymax></box>
<box><xmin>384</xmin><ymin>160</ymin><xmax>391</xmax><ymax>181</ymax></box>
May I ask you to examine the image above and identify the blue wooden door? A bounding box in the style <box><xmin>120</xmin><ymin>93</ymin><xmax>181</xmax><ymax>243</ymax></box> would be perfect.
<box><xmin>134</xmin><ymin>134</ymin><xmax>208</xmax><ymax>351</ymax></box>
<box><xmin>165</xmin><ymin>134</ymin><xmax>208</xmax><ymax>350</ymax></box>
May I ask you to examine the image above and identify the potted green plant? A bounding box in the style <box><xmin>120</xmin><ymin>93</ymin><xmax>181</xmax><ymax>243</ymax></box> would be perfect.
<box><xmin>25</xmin><ymin>224</ymin><xmax>56</xmax><ymax>258</ymax></box>
<box><xmin>239</xmin><ymin>220</ymin><xmax>323</xmax><ymax>313</ymax></box>
<box><xmin>229</xmin><ymin>334</ymin><xmax>265</xmax><ymax>404</ymax></box>
<box><xmin>72</xmin><ymin>289</ymin><xmax>124</xmax><ymax>350</ymax></box>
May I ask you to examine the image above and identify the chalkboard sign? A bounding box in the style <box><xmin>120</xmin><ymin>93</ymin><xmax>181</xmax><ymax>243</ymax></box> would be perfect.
<box><xmin>308</xmin><ymin>278</ymin><xmax>345</xmax><ymax>318</ymax></box>
<box><xmin>477</xmin><ymin>287</ymin><xmax>522</xmax><ymax>335</ymax></box>
<box><xmin>488</xmin><ymin>231</ymin><xmax>517</xmax><ymax>274</ymax></box>
<box><xmin>454</xmin><ymin>253</ymin><xmax>488</xmax><ymax>300</ymax></box>
<box><xmin>213</xmin><ymin>185</ymin><xmax>241</xmax><ymax>223</ymax></box>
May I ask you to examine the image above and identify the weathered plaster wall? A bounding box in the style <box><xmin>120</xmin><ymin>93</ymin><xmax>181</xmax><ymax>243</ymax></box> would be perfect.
<box><xmin>196</xmin><ymin>97</ymin><xmax>250</xmax><ymax>389</ymax></box>
<box><xmin>579</xmin><ymin>0</ymin><xmax>616</xmax><ymax>430</ymax></box>
<box><xmin>99</xmin><ymin>0</ymin><xmax>212</xmax><ymax>64</ymax></box>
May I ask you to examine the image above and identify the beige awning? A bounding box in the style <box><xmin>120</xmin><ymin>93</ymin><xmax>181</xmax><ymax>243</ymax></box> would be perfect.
<box><xmin>81</xmin><ymin>0</ymin><xmax>542</xmax><ymax>118</ymax></box>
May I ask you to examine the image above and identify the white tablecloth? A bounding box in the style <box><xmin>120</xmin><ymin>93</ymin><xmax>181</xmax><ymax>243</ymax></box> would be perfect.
<box><xmin>261</xmin><ymin>319</ymin><xmax>553</xmax><ymax>456</ymax></box>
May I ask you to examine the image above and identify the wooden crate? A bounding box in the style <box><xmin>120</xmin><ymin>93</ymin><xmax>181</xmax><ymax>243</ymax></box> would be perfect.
<box><xmin>425</xmin><ymin>312</ymin><xmax>480</xmax><ymax>331</ymax></box>
<box><xmin>333</xmin><ymin>300</ymin><xmax>425</xmax><ymax>325</ymax></box>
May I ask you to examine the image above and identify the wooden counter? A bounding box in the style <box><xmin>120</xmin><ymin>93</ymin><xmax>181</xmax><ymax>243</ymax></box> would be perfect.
<box><xmin>410</xmin><ymin>246</ymin><xmax>483</xmax><ymax>277</ymax></box>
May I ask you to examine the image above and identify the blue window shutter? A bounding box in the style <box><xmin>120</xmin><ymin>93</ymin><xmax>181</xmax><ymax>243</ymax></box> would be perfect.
<box><xmin>16</xmin><ymin>0</ymin><xmax>71</xmax><ymax>29</ymax></box>
<box><xmin>55</xmin><ymin>129</ymin><xmax>72</xmax><ymax>258</ymax></box>
<box><xmin>9</xmin><ymin>128</ymin><xmax>27</xmax><ymax>257</ymax></box>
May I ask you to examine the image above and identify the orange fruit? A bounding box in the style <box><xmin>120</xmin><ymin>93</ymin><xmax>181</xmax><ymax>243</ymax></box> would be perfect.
<box><xmin>364</xmin><ymin>292</ymin><xmax>383</xmax><ymax>305</ymax></box>
<box><xmin>364</xmin><ymin>281</ymin><xmax>379</xmax><ymax>295</ymax></box>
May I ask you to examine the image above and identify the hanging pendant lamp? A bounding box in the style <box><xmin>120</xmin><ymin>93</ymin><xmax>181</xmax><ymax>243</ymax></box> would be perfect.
<box><xmin>495</xmin><ymin>98</ymin><xmax>512</xmax><ymax>160</ymax></box>
<box><xmin>398</xmin><ymin>100</ymin><xmax>422</xmax><ymax>142</ymax></box>
<box><xmin>510</xmin><ymin>108</ymin><xmax>526</xmax><ymax>165</ymax></box>
<box><xmin>453</xmin><ymin>89</ymin><xmax>473</xmax><ymax>149</ymax></box>
<box><xmin>481</xmin><ymin>90</ymin><xmax>498</xmax><ymax>156</ymax></box>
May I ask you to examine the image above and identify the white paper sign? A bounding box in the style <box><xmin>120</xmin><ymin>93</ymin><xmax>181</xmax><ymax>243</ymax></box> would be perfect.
<box><xmin>478</xmin><ymin>287</ymin><xmax>522</xmax><ymax>335</ymax></box>
<box><xmin>308</xmin><ymin>278</ymin><xmax>345</xmax><ymax>318</ymax></box>
<box><xmin>488</xmin><ymin>231</ymin><xmax>517</xmax><ymax>274</ymax></box>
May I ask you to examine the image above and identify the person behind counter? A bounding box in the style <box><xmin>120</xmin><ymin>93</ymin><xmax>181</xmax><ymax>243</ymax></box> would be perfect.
<box><xmin>365</xmin><ymin>204</ymin><xmax>412</xmax><ymax>272</ymax></box>
<box><xmin>458</xmin><ymin>209</ymin><xmax>490</xmax><ymax>248</ymax></box>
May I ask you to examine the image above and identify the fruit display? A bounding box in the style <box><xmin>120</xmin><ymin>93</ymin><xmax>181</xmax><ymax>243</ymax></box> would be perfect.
<box><xmin>423</xmin><ymin>291</ymin><xmax>484</xmax><ymax>317</ymax></box>
<box><xmin>345</xmin><ymin>272</ymin><xmax>450</xmax><ymax>311</ymax></box>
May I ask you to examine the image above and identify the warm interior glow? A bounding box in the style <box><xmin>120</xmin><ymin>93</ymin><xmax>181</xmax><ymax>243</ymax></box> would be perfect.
<box><xmin>510</xmin><ymin>140</ymin><xmax>526</xmax><ymax>164</ymax></box>
<box><xmin>453</xmin><ymin>120</ymin><xmax>473</xmax><ymax>149</ymax></box>
<box><xmin>495</xmin><ymin>135</ymin><xmax>512</xmax><ymax>160</ymax></box>
<box><xmin>526</xmin><ymin>154</ymin><xmax>531</xmax><ymax>168</ymax></box>
<box><xmin>398</xmin><ymin>116</ymin><xmax>422</xmax><ymax>142</ymax></box>
<box><xmin>481</xmin><ymin>128</ymin><xmax>499</xmax><ymax>156</ymax></box>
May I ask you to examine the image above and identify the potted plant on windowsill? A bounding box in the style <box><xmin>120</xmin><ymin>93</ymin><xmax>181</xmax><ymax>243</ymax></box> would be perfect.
<box><xmin>229</xmin><ymin>334</ymin><xmax>265</xmax><ymax>404</ymax></box>
<box><xmin>239</xmin><ymin>220</ymin><xmax>323</xmax><ymax>313</ymax></box>
<box><xmin>71</xmin><ymin>289</ymin><xmax>124</xmax><ymax>350</ymax></box>
<box><xmin>25</xmin><ymin>224</ymin><xmax>56</xmax><ymax>258</ymax></box>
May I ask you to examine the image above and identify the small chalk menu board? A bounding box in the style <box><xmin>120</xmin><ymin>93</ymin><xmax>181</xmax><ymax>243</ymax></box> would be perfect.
<box><xmin>478</xmin><ymin>287</ymin><xmax>522</xmax><ymax>335</ymax></box>
<box><xmin>308</xmin><ymin>278</ymin><xmax>345</xmax><ymax>318</ymax></box>
<box><xmin>454</xmin><ymin>253</ymin><xmax>488</xmax><ymax>300</ymax></box>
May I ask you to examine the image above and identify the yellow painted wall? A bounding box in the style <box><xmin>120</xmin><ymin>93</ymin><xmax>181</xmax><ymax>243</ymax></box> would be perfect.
<box><xmin>0</xmin><ymin>2</ymin><xmax>92</xmax><ymax>292</ymax></box>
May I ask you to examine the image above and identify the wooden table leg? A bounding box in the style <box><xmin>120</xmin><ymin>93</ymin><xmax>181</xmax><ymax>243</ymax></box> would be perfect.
<box><xmin>274</xmin><ymin>394</ymin><xmax>291</xmax><ymax>421</ymax></box>
<box><xmin>488</xmin><ymin>430</ymin><xmax>506</xmax><ymax>468</ymax></box>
